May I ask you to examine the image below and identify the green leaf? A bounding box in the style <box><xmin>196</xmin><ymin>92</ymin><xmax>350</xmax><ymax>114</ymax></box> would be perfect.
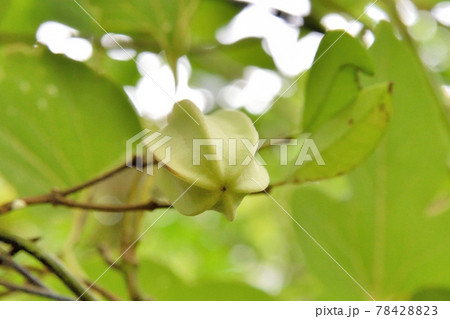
<box><xmin>260</xmin><ymin>83</ymin><xmax>392</xmax><ymax>185</ymax></box>
<box><xmin>0</xmin><ymin>45</ymin><xmax>141</xmax><ymax>196</ymax></box>
<box><xmin>259</xmin><ymin>32</ymin><xmax>389</xmax><ymax>185</ymax></box>
<box><xmin>87</xmin><ymin>53</ymin><xmax>140</xmax><ymax>87</ymax></box>
<box><xmin>0</xmin><ymin>0</ymin><xmax>97</xmax><ymax>38</ymax></box>
<box><xmin>287</xmin><ymin>22</ymin><xmax>450</xmax><ymax>300</ymax></box>
<box><xmin>295</xmin><ymin>82</ymin><xmax>392</xmax><ymax>183</ymax></box>
<box><xmin>303</xmin><ymin>31</ymin><xmax>374</xmax><ymax>131</ymax></box>
<box><xmin>190</xmin><ymin>39</ymin><xmax>276</xmax><ymax>80</ymax></box>
<box><xmin>79</xmin><ymin>0</ymin><xmax>201</xmax><ymax>68</ymax></box>
<box><xmin>190</xmin><ymin>0</ymin><xmax>241</xmax><ymax>46</ymax></box>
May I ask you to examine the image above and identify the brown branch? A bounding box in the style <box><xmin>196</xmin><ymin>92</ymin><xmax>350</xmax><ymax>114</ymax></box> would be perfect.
<box><xmin>61</xmin><ymin>160</ymin><xmax>132</xmax><ymax>196</ymax></box>
<box><xmin>0</xmin><ymin>157</ymin><xmax>166</xmax><ymax>215</ymax></box>
<box><xmin>0</xmin><ymin>278</ymin><xmax>74</xmax><ymax>301</ymax></box>
<box><xmin>0</xmin><ymin>191</ymin><xmax>167</xmax><ymax>215</ymax></box>
<box><xmin>50</xmin><ymin>194</ymin><xmax>166</xmax><ymax>212</ymax></box>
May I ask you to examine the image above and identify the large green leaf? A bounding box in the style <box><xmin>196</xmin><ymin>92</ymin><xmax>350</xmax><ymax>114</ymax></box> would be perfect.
<box><xmin>296</xmin><ymin>82</ymin><xmax>392</xmax><ymax>183</ymax></box>
<box><xmin>0</xmin><ymin>45</ymin><xmax>141</xmax><ymax>196</ymax></box>
<box><xmin>286</xmin><ymin>22</ymin><xmax>450</xmax><ymax>300</ymax></box>
<box><xmin>303</xmin><ymin>31</ymin><xmax>374</xmax><ymax>131</ymax></box>
<box><xmin>77</xmin><ymin>0</ymin><xmax>201</xmax><ymax>68</ymax></box>
<box><xmin>259</xmin><ymin>31</ymin><xmax>390</xmax><ymax>185</ymax></box>
<box><xmin>260</xmin><ymin>83</ymin><xmax>391</xmax><ymax>185</ymax></box>
<box><xmin>0</xmin><ymin>0</ymin><xmax>97</xmax><ymax>38</ymax></box>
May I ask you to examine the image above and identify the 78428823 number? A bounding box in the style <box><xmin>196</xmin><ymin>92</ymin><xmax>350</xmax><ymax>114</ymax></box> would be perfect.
<box><xmin>376</xmin><ymin>306</ymin><xmax>438</xmax><ymax>316</ymax></box>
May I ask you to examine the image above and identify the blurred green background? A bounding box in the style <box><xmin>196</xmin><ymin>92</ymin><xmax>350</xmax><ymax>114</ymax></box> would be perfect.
<box><xmin>0</xmin><ymin>0</ymin><xmax>449</xmax><ymax>301</ymax></box>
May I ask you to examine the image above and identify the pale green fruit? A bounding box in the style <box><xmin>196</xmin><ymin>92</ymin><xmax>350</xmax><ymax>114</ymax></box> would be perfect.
<box><xmin>150</xmin><ymin>100</ymin><xmax>269</xmax><ymax>221</ymax></box>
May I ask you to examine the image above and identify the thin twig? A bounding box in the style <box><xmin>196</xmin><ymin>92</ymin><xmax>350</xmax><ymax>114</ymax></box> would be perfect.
<box><xmin>0</xmin><ymin>251</ymin><xmax>46</xmax><ymax>288</ymax></box>
<box><xmin>0</xmin><ymin>157</ymin><xmax>165</xmax><ymax>215</ymax></box>
<box><xmin>50</xmin><ymin>194</ymin><xmax>166</xmax><ymax>212</ymax></box>
<box><xmin>0</xmin><ymin>278</ymin><xmax>74</xmax><ymax>301</ymax></box>
<box><xmin>0</xmin><ymin>192</ymin><xmax>167</xmax><ymax>214</ymax></box>
<box><xmin>61</xmin><ymin>161</ymin><xmax>132</xmax><ymax>196</ymax></box>
<box><xmin>0</xmin><ymin>230</ymin><xmax>97</xmax><ymax>301</ymax></box>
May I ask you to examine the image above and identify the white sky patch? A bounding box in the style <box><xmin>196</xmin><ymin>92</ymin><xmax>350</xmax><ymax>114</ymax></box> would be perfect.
<box><xmin>217</xmin><ymin>3</ymin><xmax>320</xmax><ymax>77</ymax></box>
<box><xmin>235</xmin><ymin>0</ymin><xmax>310</xmax><ymax>17</ymax></box>
<box><xmin>126</xmin><ymin>53</ymin><xmax>212</xmax><ymax>120</ymax></box>
<box><xmin>36</xmin><ymin>21</ymin><xmax>93</xmax><ymax>62</ymax></box>
<box><xmin>107</xmin><ymin>48</ymin><xmax>137</xmax><ymax>61</ymax></box>
<box><xmin>218</xmin><ymin>66</ymin><xmax>282</xmax><ymax>114</ymax></box>
<box><xmin>432</xmin><ymin>2</ymin><xmax>450</xmax><ymax>26</ymax></box>
<box><xmin>442</xmin><ymin>85</ymin><xmax>450</xmax><ymax>99</ymax></box>
<box><xmin>101</xmin><ymin>33</ymin><xmax>136</xmax><ymax>61</ymax></box>
<box><xmin>266</xmin><ymin>32</ymin><xmax>323</xmax><ymax>76</ymax></box>
<box><xmin>61</xmin><ymin>37</ymin><xmax>93</xmax><ymax>62</ymax></box>
<box><xmin>36</xmin><ymin>21</ymin><xmax>78</xmax><ymax>52</ymax></box>
<box><xmin>217</xmin><ymin>4</ymin><xmax>289</xmax><ymax>45</ymax></box>
<box><xmin>365</xmin><ymin>4</ymin><xmax>390</xmax><ymax>23</ymax></box>
<box><xmin>396</xmin><ymin>0</ymin><xmax>419</xmax><ymax>26</ymax></box>
<box><xmin>101</xmin><ymin>33</ymin><xmax>133</xmax><ymax>47</ymax></box>
<box><xmin>321</xmin><ymin>13</ymin><xmax>364</xmax><ymax>36</ymax></box>
<box><xmin>362</xmin><ymin>29</ymin><xmax>376</xmax><ymax>47</ymax></box>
